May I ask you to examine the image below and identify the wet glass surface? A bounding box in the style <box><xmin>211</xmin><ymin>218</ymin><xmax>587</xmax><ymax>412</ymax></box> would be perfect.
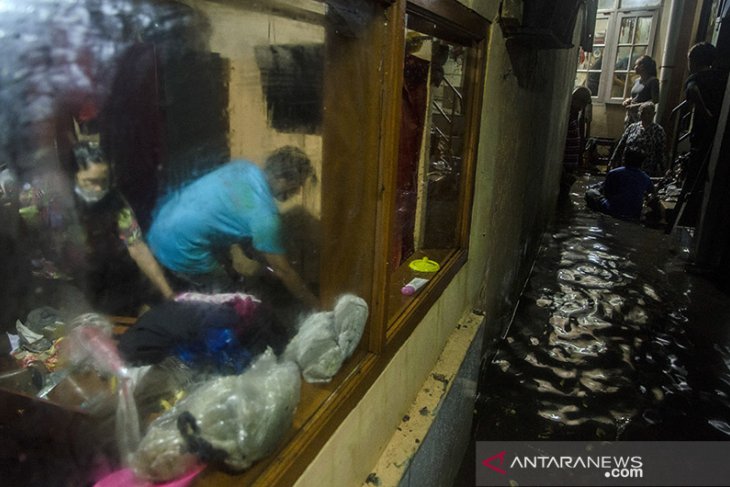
<box><xmin>0</xmin><ymin>0</ymin><xmax>338</xmax><ymax>322</ymax></box>
<box><xmin>470</xmin><ymin>178</ymin><xmax>730</xmax><ymax>445</ymax></box>
<box><xmin>0</xmin><ymin>1</ymin><xmax>379</xmax><ymax>484</ymax></box>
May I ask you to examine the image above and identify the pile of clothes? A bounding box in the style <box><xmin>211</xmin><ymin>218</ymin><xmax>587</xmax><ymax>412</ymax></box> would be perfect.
<box><xmin>111</xmin><ymin>293</ymin><xmax>368</xmax><ymax>484</ymax></box>
<box><xmin>3</xmin><ymin>292</ymin><xmax>369</xmax><ymax>486</ymax></box>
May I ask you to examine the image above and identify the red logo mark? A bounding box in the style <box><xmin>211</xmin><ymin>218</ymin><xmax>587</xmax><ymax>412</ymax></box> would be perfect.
<box><xmin>482</xmin><ymin>450</ymin><xmax>507</xmax><ymax>475</ymax></box>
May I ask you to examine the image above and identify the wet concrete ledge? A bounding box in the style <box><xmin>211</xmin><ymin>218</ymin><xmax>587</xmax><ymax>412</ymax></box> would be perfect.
<box><xmin>363</xmin><ymin>312</ymin><xmax>484</xmax><ymax>487</ymax></box>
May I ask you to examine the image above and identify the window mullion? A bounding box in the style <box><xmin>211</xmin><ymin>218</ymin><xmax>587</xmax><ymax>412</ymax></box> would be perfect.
<box><xmin>599</xmin><ymin>11</ymin><xmax>620</xmax><ymax>101</ymax></box>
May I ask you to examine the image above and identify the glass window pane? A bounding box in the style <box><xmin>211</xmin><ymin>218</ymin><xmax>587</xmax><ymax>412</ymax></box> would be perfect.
<box><xmin>598</xmin><ymin>0</ymin><xmax>616</xmax><ymax>10</ymax></box>
<box><xmin>576</xmin><ymin>47</ymin><xmax>603</xmax><ymax>96</ymax></box>
<box><xmin>627</xmin><ymin>72</ymin><xmax>640</xmax><ymax>94</ymax></box>
<box><xmin>0</xmin><ymin>0</ymin><xmax>380</xmax><ymax>465</ymax></box>
<box><xmin>635</xmin><ymin>16</ymin><xmax>653</xmax><ymax>44</ymax></box>
<box><xmin>618</xmin><ymin>17</ymin><xmax>635</xmax><ymax>44</ymax></box>
<box><xmin>621</xmin><ymin>0</ymin><xmax>661</xmax><ymax>8</ymax></box>
<box><xmin>587</xmin><ymin>71</ymin><xmax>602</xmax><ymax>97</ymax></box>
<box><xmin>594</xmin><ymin>17</ymin><xmax>609</xmax><ymax>45</ymax></box>
<box><xmin>630</xmin><ymin>46</ymin><xmax>648</xmax><ymax>68</ymax></box>
<box><xmin>592</xmin><ymin>46</ymin><xmax>605</xmax><ymax>66</ymax></box>
<box><xmin>1</xmin><ymin>0</ymin><xmax>336</xmax><ymax>308</ymax></box>
<box><xmin>615</xmin><ymin>46</ymin><xmax>631</xmax><ymax>72</ymax></box>
<box><xmin>612</xmin><ymin>73</ymin><xmax>628</xmax><ymax>98</ymax></box>
<box><xmin>389</xmin><ymin>26</ymin><xmax>471</xmax><ymax>322</ymax></box>
<box><xmin>578</xmin><ymin>48</ymin><xmax>592</xmax><ymax>70</ymax></box>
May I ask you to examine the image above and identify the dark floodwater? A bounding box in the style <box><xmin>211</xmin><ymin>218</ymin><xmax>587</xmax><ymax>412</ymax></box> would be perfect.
<box><xmin>456</xmin><ymin>177</ymin><xmax>730</xmax><ymax>483</ymax></box>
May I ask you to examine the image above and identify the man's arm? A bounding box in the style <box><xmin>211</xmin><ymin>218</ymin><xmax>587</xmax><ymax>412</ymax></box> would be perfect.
<box><xmin>687</xmin><ymin>82</ymin><xmax>714</xmax><ymax>119</ymax></box>
<box><xmin>229</xmin><ymin>243</ymin><xmax>263</xmax><ymax>276</ymax></box>
<box><xmin>603</xmin><ymin>171</ymin><xmax>617</xmax><ymax>197</ymax></box>
<box><xmin>262</xmin><ymin>252</ymin><xmax>319</xmax><ymax>309</ymax></box>
<box><xmin>127</xmin><ymin>240</ymin><xmax>175</xmax><ymax>299</ymax></box>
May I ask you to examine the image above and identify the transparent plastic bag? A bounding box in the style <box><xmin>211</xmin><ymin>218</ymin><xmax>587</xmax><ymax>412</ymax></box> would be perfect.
<box><xmin>284</xmin><ymin>294</ymin><xmax>368</xmax><ymax>383</ymax></box>
<box><xmin>64</xmin><ymin>314</ymin><xmax>123</xmax><ymax>375</ymax></box>
<box><xmin>132</xmin><ymin>348</ymin><xmax>300</xmax><ymax>481</ymax></box>
<box><xmin>63</xmin><ymin>314</ymin><xmax>141</xmax><ymax>465</ymax></box>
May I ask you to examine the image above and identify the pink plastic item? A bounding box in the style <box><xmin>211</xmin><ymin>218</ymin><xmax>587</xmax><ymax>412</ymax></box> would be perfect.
<box><xmin>93</xmin><ymin>465</ymin><xmax>205</xmax><ymax>487</ymax></box>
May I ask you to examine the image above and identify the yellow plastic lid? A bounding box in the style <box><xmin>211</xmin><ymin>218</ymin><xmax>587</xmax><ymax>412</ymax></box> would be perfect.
<box><xmin>409</xmin><ymin>256</ymin><xmax>440</xmax><ymax>273</ymax></box>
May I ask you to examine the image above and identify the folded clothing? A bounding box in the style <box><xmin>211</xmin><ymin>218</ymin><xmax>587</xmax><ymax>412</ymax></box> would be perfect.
<box><xmin>117</xmin><ymin>299</ymin><xmax>287</xmax><ymax>372</ymax></box>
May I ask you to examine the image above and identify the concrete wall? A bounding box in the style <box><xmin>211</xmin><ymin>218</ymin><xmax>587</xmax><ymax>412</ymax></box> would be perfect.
<box><xmin>470</xmin><ymin>10</ymin><xmax>582</xmax><ymax>335</ymax></box>
<box><xmin>294</xmin><ymin>1</ymin><xmax>582</xmax><ymax>485</ymax></box>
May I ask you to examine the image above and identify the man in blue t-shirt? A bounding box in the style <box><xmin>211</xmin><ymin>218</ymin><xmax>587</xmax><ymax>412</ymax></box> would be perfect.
<box><xmin>585</xmin><ymin>148</ymin><xmax>657</xmax><ymax>221</ymax></box>
<box><xmin>148</xmin><ymin>146</ymin><xmax>318</xmax><ymax>308</ymax></box>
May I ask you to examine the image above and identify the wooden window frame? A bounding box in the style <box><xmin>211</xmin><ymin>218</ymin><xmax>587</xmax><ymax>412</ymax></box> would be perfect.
<box><xmin>374</xmin><ymin>0</ymin><xmax>488</xmax><ymax>354</ymax></box>
<box><xmin>268</xmin><ymin>0</ymin><xmax>488</xmax><ymax>486</ymax></box>
<box><xmin>165</xmin><ymin>1</ymin><xmax>488</xmax><ymax>485</ymax></box>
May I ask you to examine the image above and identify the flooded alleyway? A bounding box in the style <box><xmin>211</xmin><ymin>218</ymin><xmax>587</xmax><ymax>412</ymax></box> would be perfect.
<box><xmin>455</xmin><ymin>176</ymin><xmax>730</xmax><ymax>484</ymax></box>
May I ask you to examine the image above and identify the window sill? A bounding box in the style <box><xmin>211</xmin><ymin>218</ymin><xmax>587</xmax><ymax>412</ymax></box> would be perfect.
<box><xmin>107</xmin><ymin>317</ymin><xmax>381</xmax><ymax>487</ymax></box>
<box><xmin>386</xmin><ymin>247</ymin><xmax>467</xmax><ymax>346</ymax></box>
<box><xmin>386</xmin><ymin>247</ymin><xmax>455</xmax><ymax>324</ymax></box>
<box><xmin>193</xmin><ymin>347</ymin><xmax>378</xmax><ymax>486</ymax></box>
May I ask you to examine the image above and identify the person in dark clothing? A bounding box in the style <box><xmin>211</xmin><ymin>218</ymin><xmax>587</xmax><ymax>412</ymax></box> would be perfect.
<box><xmin>686</xmin><ymin>43</ymin><xmax>728</xmax><ymax>155</ymax></box>
<box><xmin>560</xmin><ymin>86</ymin><xmax>592</xmax><ymax>199</ymax></box>
<box><xmin>22</xmin><ymin>141</ymin><xmax>174</xmax><ymax>315</ymax></box>
<box><xmin>71</xmin><ymin>142</ymin><xmax>175</xmax><ymax>312</ymax></box>
<box><xmin>585</xmin><ymin>148</ymin><xmax>660</xmax><ymax>221</ymax></box>
<box><xmin>676</xmin><ymin>42</ymin><xmax>729</xmax><ymax>227</ymax></box>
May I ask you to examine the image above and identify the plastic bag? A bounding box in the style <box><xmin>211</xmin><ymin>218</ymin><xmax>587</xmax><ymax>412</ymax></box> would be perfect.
<box><xmin>283</xmin><ymin>311</ymin><xmax>343</xmax><ymax>383</ymax></box>
<box><xmin>132</xmin><ymin>348</ymin><xmax>300</xmax><ymax>481</ymax></box>
<box><xmin>64</xmin><ymin>314</ymin><xmax>124</xmax><ymax>376</ymax></box>
<box><xmin>283</xmin><ymin>294</ymin><xmax>368</xmax><ymax>383</ymax></box>
<box><xmin>63</xmin><ymin>314</ymin><xmax>141</xmax><ymax>464</ymax></box>
<box><xmin>333</xmin><ymin>294</ymin><xmax>368</xmax><ymax>357</ymax></box>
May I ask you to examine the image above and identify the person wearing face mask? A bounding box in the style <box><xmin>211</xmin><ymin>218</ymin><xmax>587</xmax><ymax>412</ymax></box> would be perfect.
<box><xmin>66</xmin><ymin>141</ymin><xmax>174</xmax><ymax>312</ymax></box>
<box><xmin>147</xmin><ymin>146</ymin><xmax>319</xmax><ymax>309</ymax></box>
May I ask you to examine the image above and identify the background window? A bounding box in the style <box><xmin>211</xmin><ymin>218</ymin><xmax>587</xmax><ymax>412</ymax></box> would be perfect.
<box><xmin>598</xmin><ymin>0</ymin><xmax>616</xmax><ymax>10</ymax></box>
<box><xmin>621</xmin><ymin>0</ymin><xmax>661</xmax><ymax>8</ymax></box>
<box><xmin>575</xmin><ymin>4</ymin><xmax>659</xmax><ymax>102</ymax></box>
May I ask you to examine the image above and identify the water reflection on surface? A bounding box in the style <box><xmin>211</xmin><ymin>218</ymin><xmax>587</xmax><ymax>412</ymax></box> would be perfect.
<box><xmin>473</xmin><ymin>180</ymin><xmax>730</xmax><ymax>442</ymax></box>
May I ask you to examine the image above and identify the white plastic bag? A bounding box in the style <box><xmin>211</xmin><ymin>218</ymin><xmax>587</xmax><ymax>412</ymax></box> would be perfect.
<box><xmin>283</xmin><ymin>311</ymin><xmax>342</xmax><ymax>383</ymax></box>
<box><xmin>284</xmin><ymin>294</ymin><xmax>368</xmax><ymax>383</ymax></box>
